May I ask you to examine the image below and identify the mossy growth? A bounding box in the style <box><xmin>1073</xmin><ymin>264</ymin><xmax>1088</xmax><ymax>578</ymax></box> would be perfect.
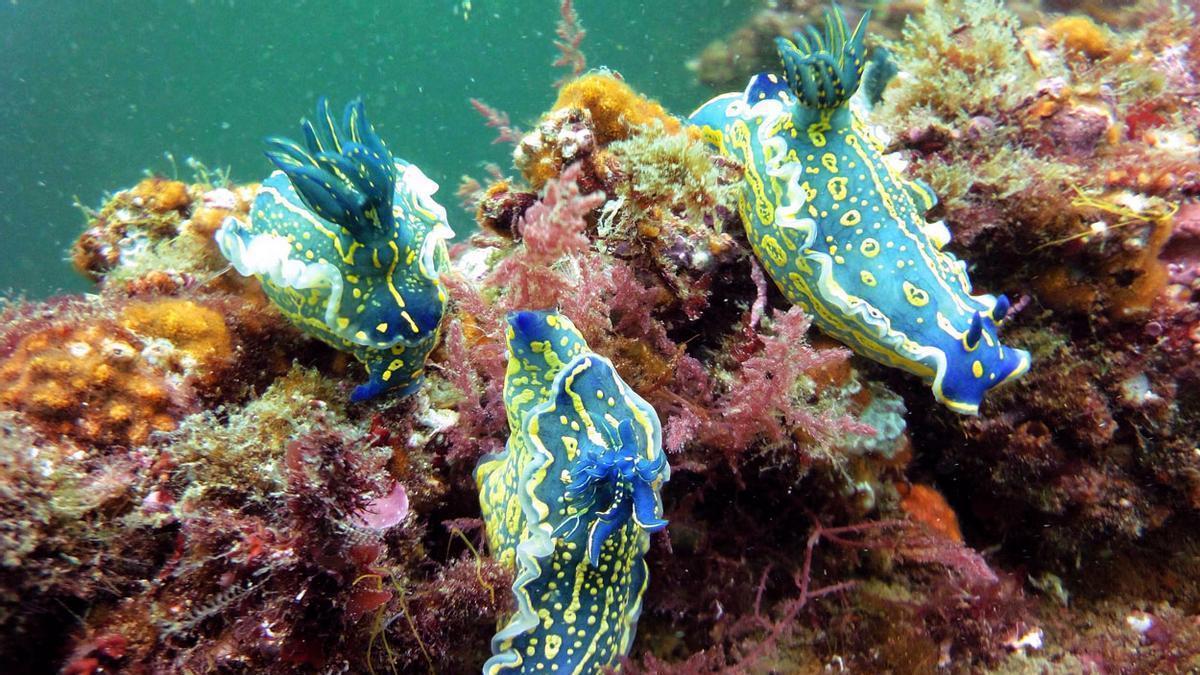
<box><xmin>878</xmin><ymin>0</ymin><xmax>1059</xmax><ymax>125</ymax></box>
<box><xmin>169</xmin><ymin>365</ymin><xmax>352</xmax><ymax>500</ymax></box>
<box><xmin>101</xmin><ymin>233</ymin><xmax>224</xmax><ymax>288</ymax></box>
<box><xmin>604</xmin><ymin>123</ymin><xmax>739</xmax><ymax>238</ymax></box>
<box><xmin>869</xmin><ymin>0</ymin><xmax>1095</xmax><ymax>254</ymax></box>
<box><xmin>917</xmin><ymin>143</ymin><xmax>1082</xmax><ymax>208</ymax></box>
<box><xmin>0</xmin><ymin>409</ymin><xmax>172</xmax><ymax>663</ymax></box>
<box><xmin>1080</xmin><ymin>2</ymin><xmax>1194</xmax><ymax>114</ymax></box>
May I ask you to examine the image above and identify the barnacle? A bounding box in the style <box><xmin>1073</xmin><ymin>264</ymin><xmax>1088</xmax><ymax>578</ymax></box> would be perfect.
<box><xmin>689</xmin><ymin>5</ymin><xmax>1030</xmax><ymax>414</ymax></box>
<box><xmin>475</xmin><ymin>310</ymin><xmax>669</xmax><ymax>673</ymax></box>
<box><xmin>216</xmin><ymin>97</ymin><xmax>453</xmax><ymax>401</ymax></box>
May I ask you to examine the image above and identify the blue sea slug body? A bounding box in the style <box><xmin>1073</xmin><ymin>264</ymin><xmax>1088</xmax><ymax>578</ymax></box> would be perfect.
<box><xmin>689</xmin><ymin>6</ymin><xmax>1030</xmax><ymax>414</ymax></box>
<box><xmin>475</xmin><ymin>310</ymin><xmax>669</xmax><ymax>674</ymax></box>
<box><xmin>216</xmin><ymin>98</ymin><xmax>453</xmax><ymax>401</ymax></box>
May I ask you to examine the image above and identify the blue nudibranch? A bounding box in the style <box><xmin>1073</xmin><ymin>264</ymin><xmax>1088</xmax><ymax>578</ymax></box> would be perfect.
<box><xmin>216</xmin><ymin>97</ymin><xmax>453</xmax><ymax>401</ymax></box>
<box><xmin>475</xmin><ymin>311</ymin><xmax>669</xmax><ymax>674</ymax></box>
<box><xmin>689</xmin><ymin>6</ymin><xmax>1030</xmax><ymax>414</ymax></box>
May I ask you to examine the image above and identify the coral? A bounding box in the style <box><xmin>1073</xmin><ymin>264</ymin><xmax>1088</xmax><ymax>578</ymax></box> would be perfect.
<box><xmin>507</xmin><ymin>104</ymin><xmax>744</xmax><ymax>325</ymax></box>
<box><xmin>129</xmin><ymin>177</ymin><xmax>192</xmax><ymax>213</ymax></box>
<box><xmin>7</xmin><ymin>2</ymin><xmax>1200</xmax><ymax>672</ymax></box>
<box><xmin>875</xmin><ymin>0</ymin><xmax>1199</xmax><ymax>253</ymax></box>
<box><xmin>1048</xmin><ymin>15</ymin><xmax>1116</xmax><ymax>61</ymax></box>
<box><xmin>898</xmin><ymin>482</ymin><xmax>964</xmax><ymax>544</ymax></box>
<box><xmin>0</xmin><ymin>288</ymin><xmax>299</xmax><ymax>449</ymax></box>
<box><xmin>882</xmin><ymin>0</ymin><xmax>1053</xmax><ymax>125</ymax></box>
<box><xmin>841</xmin><ymin>382</ymin><xmax>909</xmax><ymax>458</ymax></box>
<box><xmin>857</xmin><ymin>0</ymin><xmax>1200</xmax><ymax>568</ymax></box>
<box><xmin>601</xmin><ymin>125</ymin><xmax>743</xmax><ymax>317</ymax></box>
<box><xmin>119</xmin><ymin>298</ymin><xmax>233</xmax><ymax>385</ymax></box>
<box><xmin>138</xmin><ymin>422</ymin><xmax>405</xmax><ymax>672</ymax></box>
<box><xmin>0</xmin><ymin>342</ymin><xmax>497</xmax><ymax>673</ymax></box>
<box><xmin>1031</xmin><ymin>192</ymin><xmax>1175</xmax><ymax>320</ymax></box>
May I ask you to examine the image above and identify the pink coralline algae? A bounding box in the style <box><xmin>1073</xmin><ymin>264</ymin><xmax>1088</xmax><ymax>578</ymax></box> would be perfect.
<box><xmin>351</xmin><ymin>482</ymin><xmax>409</xmax><ymax>530</ymax></box>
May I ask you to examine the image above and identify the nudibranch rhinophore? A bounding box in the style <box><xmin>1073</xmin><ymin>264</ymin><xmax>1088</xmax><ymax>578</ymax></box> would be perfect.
<box><xmin>688</xmin><ymin>6</ymin><xmax>1030</xmax><ymax>414</ymax></box>
<box><xmin>216</xmin><ymin>97</ymin><xmax>453</xmax><ymax>401</ymax></box>
<box><xmin>475</xmin><ymin>311</ymin><xmax>669</xmax><ymax>674</ymax></box>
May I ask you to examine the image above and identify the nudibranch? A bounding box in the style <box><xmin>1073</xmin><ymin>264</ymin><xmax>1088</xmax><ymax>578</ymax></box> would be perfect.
<box><xmin>688</xmin><ymin>6</ymin><xmax>1030</xmax><ymax>414</ymax></box>
<box><xmin>216</xmin><ymin>97</ymin><xmax>453</xmax><ymax>401</ymax></box>
<box><xmin>475</xmin><ymin>311</ymin><xmax>669</xmax><ymax>674</ymax></box>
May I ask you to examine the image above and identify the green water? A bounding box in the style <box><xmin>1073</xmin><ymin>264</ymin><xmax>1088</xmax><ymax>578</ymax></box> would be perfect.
<box><xmin>0</xmin><ymin>0</ymin><xmax>750</xmax><ymax>298</ymax></box>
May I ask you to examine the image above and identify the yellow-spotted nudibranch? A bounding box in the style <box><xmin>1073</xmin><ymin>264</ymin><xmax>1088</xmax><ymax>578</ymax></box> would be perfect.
<box><xmin>688</xmin><ymin>6</ymin><xmax>1031</xmax><ymax>414</ymax></box>
<box><xmin>216</xmin><ymin>98</ymin><xmax>453</xmax><ymax>401</ymax></box>
<box><xmin>474</xmin><ymin>310</ymin><xmax>669</xmax><ymax>674</ymax></box>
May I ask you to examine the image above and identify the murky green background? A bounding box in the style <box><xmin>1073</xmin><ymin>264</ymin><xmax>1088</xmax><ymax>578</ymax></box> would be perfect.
<box><xmin>0</xmin><ymin>0</ymin><xmax>750</xmax><ymax>298</ymax></box>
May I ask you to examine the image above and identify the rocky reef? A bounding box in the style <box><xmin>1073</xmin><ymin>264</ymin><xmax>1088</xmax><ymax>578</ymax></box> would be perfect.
<box><xmin>2</xmin><ymin>1</ymin><xmax>1200</xmax><ymax>673</ymax></box>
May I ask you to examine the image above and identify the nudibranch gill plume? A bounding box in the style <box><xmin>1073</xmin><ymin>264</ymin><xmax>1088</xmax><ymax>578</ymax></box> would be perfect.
<box><xmin>216</xmin><ymin>97</ymin><xmax>453</xmax><ymax>401</ymax></box>
<box><xmin>474</xmin><ymin>310</ymin><xmax>669</xmax><ymax>674</ymax></box>
<box><xmin>688</xmin><ymin>6</ymin><xmax>1030</xmax><ymax>414</ymax></box>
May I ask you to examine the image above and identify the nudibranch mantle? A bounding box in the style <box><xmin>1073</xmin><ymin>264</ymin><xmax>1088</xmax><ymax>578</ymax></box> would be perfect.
<box><xmin>688</xmin><ymin>6</ymin><xmax>1030</xmax><ymax>414</ymax></box>
<box><xmin>475</xmin><ymin>311</ymin><xmax>669</xmax><ymax>674</ymax></box>
<box><xmin>216</xmin><ymin>98</ymin><xmax>453</xmax><ymax>401</ymax></box>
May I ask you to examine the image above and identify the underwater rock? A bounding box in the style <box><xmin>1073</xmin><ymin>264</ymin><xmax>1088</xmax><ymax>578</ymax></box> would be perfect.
<box><xmin>217</xmin><ymin>97</ymin><xmax>454</xmax><ymax>401</ymax></box>
<box><xmin>689</xmin><ymin>3</ymin><xmax>816</xmax><ymax>93</ymax></box>
<box><xmin>474</xmin><ymin>179</ymin><xmax>539</xmax><ymax>239</ymax></box>
<box><xmin>514</xmin><ymin>106</ymin><xmax>599</xmax><ymax>191</ymax></box>
<box><xmin>72</xmin><ymin>176</ymin><xmax>253</xmax><ymax>289</ymax></box>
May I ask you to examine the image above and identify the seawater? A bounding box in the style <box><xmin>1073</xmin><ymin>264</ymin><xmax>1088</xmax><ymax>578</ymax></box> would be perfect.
<box><xmin>0</xmin><ymin>0</ymin><xmax>749</xmax><ymax>297</ymax></box>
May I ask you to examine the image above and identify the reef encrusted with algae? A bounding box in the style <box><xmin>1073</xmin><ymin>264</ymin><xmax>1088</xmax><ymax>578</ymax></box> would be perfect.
<box><xmin>2</xmin><ymin>1</ymin><xmax>1200</xmax><ymax>673</ymax></box>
